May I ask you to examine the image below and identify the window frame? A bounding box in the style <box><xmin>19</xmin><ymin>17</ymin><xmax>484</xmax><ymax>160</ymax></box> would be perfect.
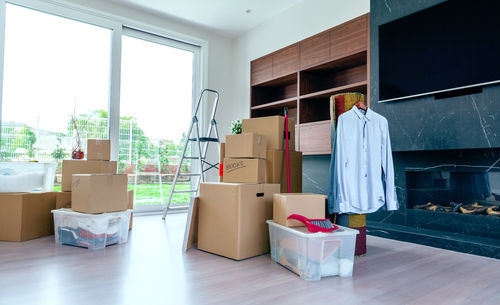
<box><xmin>0</xmin><ymin>0</ymin><xmax>207</xmax><ymax>213</ymax></box>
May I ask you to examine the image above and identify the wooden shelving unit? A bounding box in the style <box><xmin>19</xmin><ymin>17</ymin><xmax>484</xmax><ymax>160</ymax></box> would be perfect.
<box><xmin>250</xmin><ymin>14</ymin><xmax>370</xmax><ymax>155</ymax></box>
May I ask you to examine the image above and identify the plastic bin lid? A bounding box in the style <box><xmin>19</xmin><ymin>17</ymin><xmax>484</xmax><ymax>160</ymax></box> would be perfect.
<box><xmin>52</xmin><ymin>208</ymin><xmax>131</xmax><ymax>217</ymax></box>
<box><xmin>266</xmin><ymin>220</ymin><xmax>359</xmax><ymax>237</ymax></box>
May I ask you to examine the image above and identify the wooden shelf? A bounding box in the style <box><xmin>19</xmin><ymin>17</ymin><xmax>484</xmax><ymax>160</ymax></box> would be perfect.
<box><xmin>299</xmin><ymin>81</ymin><xmax>367</xmax><ymax>100</ymax></box>
<box><xmin>250</xmin><ymin>14</ymin><xmax>369</xmax><ymax>154</ymax></box>
<box><xmin>251</xmin><ymin>97</ymin><xmax>297</xmax><ymax>110</ymax></box>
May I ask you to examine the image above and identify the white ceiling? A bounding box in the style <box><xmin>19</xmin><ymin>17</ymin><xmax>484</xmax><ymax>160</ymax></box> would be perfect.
<box><xmin>110</xmin><ymin>0</ymin><xmax>305</xmax><ymax>38</ymax></box>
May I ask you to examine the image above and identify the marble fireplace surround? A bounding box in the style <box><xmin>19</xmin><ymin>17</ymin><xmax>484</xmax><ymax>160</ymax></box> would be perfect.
<box><xmin>367</xmin><ymin>149</ymin><xmax>500</xmax><ymax>258</ymax></box>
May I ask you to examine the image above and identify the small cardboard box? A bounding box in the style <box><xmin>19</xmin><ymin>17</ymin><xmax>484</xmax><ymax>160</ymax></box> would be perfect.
<box><xmin>223</xmin><ymin>158</ymin><xmax>266</xmax><ymax>183</ymax></box>
<box><xmin>56</xmin><ymin>192</ymin><xmax>72</xmax><ymax>209</ymax></box>
<box><xmin>266</xmin><ymin>150</ymin><xmax>303</xmax><ymax>193</ymax></box>
<box><xmin>0</xmin><ymin>192</ymin><xmax>57</xmax><ymax>241</ymax></box>
<box><xmin>225</xmin><ymin>133</ymin><xmax>267</xmax><ymax>159</ymax></box>
<box><xmin>87</xmin><ymin>139</ymin><xmax>111</xmax><ymax>161</ymax></box>
<box><xmin>219</xmin><ymin>143</ymin><xmax>225</xmax><ymax>182</ymax></box>
<box><xmin>128</xmin><ymin>190</ymin><xmax>133</xmax><ymax>230</ymax></box>
<box><xmin>72</xmin><ymin>174</ymin><xmax>128</xmax><ymax>214</ymax></box>
<box><xmin>242</xmin><ymin>116</ymin><xmax>295</xmax><ymax>151</ymax></box>
<box><xmin>61</xmin><ymin>160</ymin><xmax>117</xmax><ymax>191</ymax></box>
<box><xmin>273</xmin><ymin>193</ymin><xmax>326</xmax><ymax>227</ymax></box>
<box><xmin>198</xmin><ymin>183</ymin><xmax>280</xmax><ymax>260</ymax></box>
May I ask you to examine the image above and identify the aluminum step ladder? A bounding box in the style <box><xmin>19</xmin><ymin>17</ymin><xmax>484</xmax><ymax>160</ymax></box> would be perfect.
<box><xmin>162</xmin><ymin>89</ymin><xmax>220</xmax><ymax>219</ymax></box>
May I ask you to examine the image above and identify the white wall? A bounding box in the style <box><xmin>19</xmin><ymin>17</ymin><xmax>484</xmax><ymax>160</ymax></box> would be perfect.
<box><xmin>50</xmin><ymin>0</ymin><xmax>234</xmax><ymax>181</ymax></box>
<box><xmin>58</xmin><ymin>0</ymin><xmax>234</xmax><ymax>139</ymax></box>
<box><xmin>231</xmin><ymin>0</ymin><xmax>370</xmax><ymax>123</ymax></box>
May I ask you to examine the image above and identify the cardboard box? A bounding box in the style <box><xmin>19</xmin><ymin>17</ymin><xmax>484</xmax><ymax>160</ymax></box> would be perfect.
<box><xmin>225</xmin><ymin>133</ymin><xmax>267</xmax><ymax>159</ymax></box>
<box><xmin>281</xmin><ymin>150</ymin><xmax>302</xmax><ymax>193</ymax></box>
<box><xmin>56</xmin><ymin>192</ymin><xmax>72</xmax><ymax>209</ymax></box>
<box><xmin>242</xmin><ymin>116</ymin><xmax>295</xmax><ymax>151</ymax></box>
<box><xmin>0</xmin><ymin>192</ymin><xmax>57</xmax><ymax>241</ymax></box>
<box><xmin>87</xmin><ymin>139</ymin><xmax>111</xmax><ymax>161</ymax></box>
<box><xmin>266</xmin><ymin>150</ymin><xmax>303</xmax><ymax>193</ymax></box>
<box><xmin>223</xmin><ymin>158</ymin><xmax>266</xmax><ymax>183</ymax></box>
<box><xmin>128</xmin><ymin>190</ymin><xmax>134</xmax><ymax>230</ymax></box>
<box><xmin>219</xmin><ymin>143</ymin><xmax>225</xmax><ymax>182</ymax></box>
<box><xmin>198</xmin><ymin>183</ymin><xmax>280</xmax><ymax>260</ymax></box>
<box><xmin>273</xmin><ymin>193</ymin><xmax>326</xmax><ymax>227</ymax></box>
<box><xmin>72</xmin><ymin>174</ymin><xmax>128</xmax><ymax>214</ymax></box>
<box><xmin>61</xmin><ymin>160</ymin><xmax>117</xmax><ymax>191</ymax></box>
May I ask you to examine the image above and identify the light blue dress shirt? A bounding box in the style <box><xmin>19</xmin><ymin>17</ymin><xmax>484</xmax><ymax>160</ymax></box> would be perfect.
<box><xmin>328</xmin><ymin>107</ymin><xmax>399</xmax><ymax>214</ymax></box>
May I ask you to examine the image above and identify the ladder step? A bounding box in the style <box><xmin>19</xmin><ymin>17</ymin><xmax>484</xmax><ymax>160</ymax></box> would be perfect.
<box><xmin>183</xmin><ymin>156</ymin><xmax>204</xmax><ymax>160</ymax></box>
<box><xmin>173</xmin><ymin>189</ymin><xmax>198</xmax><ymax>193</ymax></box>
<box><xmin>188</xmin><ymin>137</ymin><xmax>219</xmax><ymax>142</ymax></box>
<box><xmin>178</xmin><ymin>173</ymin><xmax>200</xmax><ymax>176</ymax></box>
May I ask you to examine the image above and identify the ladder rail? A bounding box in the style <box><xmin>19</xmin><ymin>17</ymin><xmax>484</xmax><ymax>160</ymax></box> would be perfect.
<box><xmin>162</xmin><ymin>89</ymin><xmax>220</xmax><ymax>220</ymax></box>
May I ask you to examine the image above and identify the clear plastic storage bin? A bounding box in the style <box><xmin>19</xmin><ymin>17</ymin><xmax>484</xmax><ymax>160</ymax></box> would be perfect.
<box><xmin>52</xmin><ymin>209</ymin><xmax>132</xmax><ymax>250</ymax></box>
<box><xmin>267</xmin><ymin>220</ymin><xmax>359</xmax><ymax>281</ymax></box>
<box><xmin>0</xmin><ymin>162</ymin><xmax>56</xmax><ymax>192</ymax></box>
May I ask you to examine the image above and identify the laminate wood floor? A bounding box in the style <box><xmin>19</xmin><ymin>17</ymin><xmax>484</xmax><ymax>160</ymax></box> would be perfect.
<box><xmin>1</xmin><ymin>214</ymin><xmax>499</xmax><ymax>305</ymax></box>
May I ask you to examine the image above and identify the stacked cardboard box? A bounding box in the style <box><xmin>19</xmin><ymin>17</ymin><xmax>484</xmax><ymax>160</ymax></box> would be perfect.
<box><xmin>55</xmin><ymin>139</ymin><xmax>131</xmax><ymax>217</ymax></box>
<box><xmin>198</xmin><ymin>130</ymin><xmax>282</xmax><ymax>260</ymax></box>
<box><xmin>242</xmin><ymin>116</ymin><xmax>302</xmax><ymax>193</ymax></box>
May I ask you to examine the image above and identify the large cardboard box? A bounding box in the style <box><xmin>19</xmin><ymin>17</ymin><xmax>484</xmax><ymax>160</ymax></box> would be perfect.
<box><xmin>223</xmin><ymin>158</ymin><xmax>266</xmax><ymax>183</ymax></box>
<box><xmin>266</xmin><ymin>150</ymin><xmax>303</xmax><ymax>193</ymax></box>
<box><xmin>61</xmin><ymin>160</ymin><xmax>117</xmax><ymax>191</ymax></box>
<box><xmin>72</xmin><ymin>174</ymin><xmax>128</xmax><ymax>214</ymax></box>
<box><xmin>56</xmin><ymin>192</ymin><xmax>71</xmax><ymax>209</ymax></box>
<box><xmin>273</xmin><ymin>193</ymin><xmax>326</xmax><ymax>227</ymax></box>
<box><xmin>198</xmin><ymin>183</ymin><xmax>280</xmax><ymax>260</ymax></box>
<box><xmin>219</xmin><ymin>142</ymin><xmax>225</xmax><ymax>182</ymax></box>
<box><xmin>225</xmin><ymin>133</ymin><xmax>267</xmax><ymax>159</ymax></box>
<box><xmin>242</xmin><ymin>116</ymin><xmax>295</xmax><ymax>151</ymax></box>
<box><xmin>87</xmin><ymin>139</ymin><xmax>111</xmax><ymax>161</ymax></box>
<box><xmin>0</xmin><ymin>192</ymin><xmax>57</xmax><ymax>241</ymax></box>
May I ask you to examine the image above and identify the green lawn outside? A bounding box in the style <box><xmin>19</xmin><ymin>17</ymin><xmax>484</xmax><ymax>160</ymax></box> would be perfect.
<box><xmin>53</xmin><ymin>183</ymin><xmax>191</xmax><ymax>206</ymax></box>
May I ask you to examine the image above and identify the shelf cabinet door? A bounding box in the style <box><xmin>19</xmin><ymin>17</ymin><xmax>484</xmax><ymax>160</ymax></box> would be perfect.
<box><xmin>251</xmin><ymin>54</ymin><xmax>273</xmax><ymax>85</ymax></box>
<box><xmin>272</xmin><ymin>44</ymin><xmax>298</xmax><ymax>78</ymax></box>
<box><xmin>297</xmin><ymin>121</ymin><xmax>332</xmax><ymax>155</ymax></box>
<box><xmin>299</xmin><ymin>31</ymin><xmax>330</xmax><ymax>69</ymax></box>
<box><xmin>330</xmin><ymin>15</ymin><xmax>367</xmax><ymax>60</ymax></box>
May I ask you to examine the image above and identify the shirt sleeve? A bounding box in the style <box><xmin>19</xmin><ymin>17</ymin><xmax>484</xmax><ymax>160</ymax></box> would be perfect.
<box><xmin>381</xmin><ymin>120</ymin><xmax>399</xmax><ymax>210</ymax></box>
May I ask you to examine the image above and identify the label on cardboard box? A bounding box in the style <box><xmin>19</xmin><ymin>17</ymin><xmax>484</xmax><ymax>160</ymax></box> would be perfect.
<box><xmin>198</xmin><ymin>183</ymin><xmax>280</xmax><ymax>260</ymax></box>
<box><xmin>273</xmin><ymin>193</ymin><xmax>326</xmax><ymax>227</ymax></box>
<box><xmin>61</xmin><ymin>160</ymin><xmax>117</xmax><ymax>191</ymax></box>
<box><xmin>72</xmin><ymin>174</ymin><xmax>128</xmax><ymax>214</ymax></box>
<box><xmin>225</xmin><ymin>132</ymin><xmax>267</xmax><ymax>159</ymax></box>
<box><xmin>223</xmin><ymin>158</ymin><xmax>266</xmax><ymax>183</ymax></box>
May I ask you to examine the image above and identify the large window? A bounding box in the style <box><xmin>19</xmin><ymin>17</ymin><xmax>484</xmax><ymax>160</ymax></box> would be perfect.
<box><xmin>0</xmin><ymin>0</ymin><xmax>202</xmax><ymax>211</ymax></box>
<box><xmin>1</xmin><ymin>3</ymin><xmax>111</xmax><ymax>170</ymax></box>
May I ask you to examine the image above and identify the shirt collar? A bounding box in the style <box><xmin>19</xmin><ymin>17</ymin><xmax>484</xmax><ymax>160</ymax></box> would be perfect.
<box><xmin>352</xmin><ymin>106</ymin><xmax>372</xmax><ymax>121</ymax></box>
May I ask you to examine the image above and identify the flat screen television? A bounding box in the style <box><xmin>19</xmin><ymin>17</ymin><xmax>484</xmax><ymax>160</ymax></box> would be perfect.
<box><xmin>379</xmin><ymin>0</ymin><xmax>500</xmax><ymax>102</ymax></box>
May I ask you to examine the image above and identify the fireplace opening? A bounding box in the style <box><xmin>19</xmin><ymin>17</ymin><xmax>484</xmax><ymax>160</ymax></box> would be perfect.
<box><xmin>406</xmin><ymin>168</ymin><xmax>500</xmax><ymax>216</ymax></box>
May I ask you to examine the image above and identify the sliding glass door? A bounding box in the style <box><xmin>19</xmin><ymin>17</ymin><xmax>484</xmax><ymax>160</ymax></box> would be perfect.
<box><xmin>119</xmin><ymin>29</ymin><xmax>198</xmax><ymax>211</ymax></box>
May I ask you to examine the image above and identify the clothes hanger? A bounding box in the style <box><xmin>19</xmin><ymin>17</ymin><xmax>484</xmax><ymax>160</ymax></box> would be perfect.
<box><xmin>355</xmin><ymin>101</ymin><xmax>367</xmax><ymax>111</ymax></box>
